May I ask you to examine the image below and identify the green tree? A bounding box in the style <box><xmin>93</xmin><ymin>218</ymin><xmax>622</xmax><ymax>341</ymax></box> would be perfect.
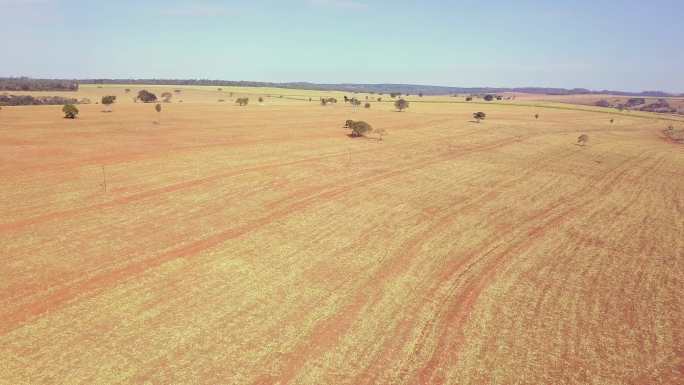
<box><xmin>101</xmin><ymin>95</ymin><xmax>116</xmax><ymax>112</ymax></box>
<box><xmin>137</xmin><ymin>90</ymin><xmax>157</xmax><ymax>103</ymax></box>
<box><xmin>63</xmin><ymin>104</ymin><xmax>79</xmax><ymax>119</ymax></box>
<box><xmin>394</xmin><ymin>98</ymin><xmax>409</xmax><ymax>112</ymax></box>
<box><xmin>473</xmin><ymin>112</ymin><xmax>486</xmax><ymax>123</ymax></box>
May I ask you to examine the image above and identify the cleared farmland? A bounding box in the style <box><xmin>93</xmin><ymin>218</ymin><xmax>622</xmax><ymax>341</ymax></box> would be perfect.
<box><xmin>0</xmin><ymin>86</ymin><xmax>682</xmax><ymax>384</ymax></box>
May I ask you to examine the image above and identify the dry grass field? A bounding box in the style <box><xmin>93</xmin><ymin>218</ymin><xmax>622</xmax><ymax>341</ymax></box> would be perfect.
<box><xmin>1</xmin><ymin>85</ymin><xmax>683</xmax><ymax>384</ymax></box>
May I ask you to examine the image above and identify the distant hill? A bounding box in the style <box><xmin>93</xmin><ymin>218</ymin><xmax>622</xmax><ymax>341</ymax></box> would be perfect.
<box><xmin>4</xmin><ymin>77</ymin><xmax>679</xmax><ymax>97</ymax></box>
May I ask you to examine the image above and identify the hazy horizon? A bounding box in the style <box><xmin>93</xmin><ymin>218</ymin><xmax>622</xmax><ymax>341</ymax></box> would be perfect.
<box><xmin>2</xmin><ymin>0</ymin><xmax>683</xmax><ymax>93</ymax></box>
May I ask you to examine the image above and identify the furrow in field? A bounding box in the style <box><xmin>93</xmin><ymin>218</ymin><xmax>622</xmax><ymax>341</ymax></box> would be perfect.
<box><xmin>0</xmin><ymin>135</ymin><xmax>526</xmax><ymax>335</ymax></box>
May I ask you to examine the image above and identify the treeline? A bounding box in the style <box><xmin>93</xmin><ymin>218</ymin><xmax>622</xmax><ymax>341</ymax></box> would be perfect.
<box><xmin>78</xmin><ymin>79</ymin><xmax>680</xmax><ymax>97</ymax></box>
<box><xmin>0</xmin><ymin>95</ymin><xmax>79</xmax><ymax>106</ymax></box>
<box><xmin>0</xmin><ymin>77</ymin><xmax>78</xmax><ymax>92</ymax></box>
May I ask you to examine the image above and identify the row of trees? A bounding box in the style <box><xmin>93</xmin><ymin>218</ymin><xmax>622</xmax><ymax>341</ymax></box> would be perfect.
<box><xmin>0</xmin><ymin>78</ymin><xmax>78</xmax><ymax>91</ymax></box>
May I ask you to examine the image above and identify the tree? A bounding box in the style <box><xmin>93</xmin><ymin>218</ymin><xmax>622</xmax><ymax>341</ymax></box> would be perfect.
<box><xmin>377</xmin><ymin>97</ymin><xmax>382</xmax><ymax>102</ymax></box>
<box><xmin>236</xmin><ymin>97</ymin><xmax>249</xmax><ymax>106</ymax></box>
<box><xmin>101</xmin><ymin>95</ymin><xmax>116</xmax><ymax>112</ymax></box>
<box><xmin>484</xmin><ymin>94</ymin><xmax>494</xmax><ymax>101</ymax></box>
<box><xmin>161</xmin><ymin>92</ymin><xmax>173</xmax><ymax>103</ymax></box>
<box><xmin>63</xmin><ymin>104</ymin><xmax>79</xmax><ymax>119</ymax></box>
<box><xmin>465</xmin><ymin>96</ymin><xmax>473</xmax><ymax>101</ymax></box>
<box><xmin>577</xmin><ymin>134</ymin><xmax>589</xmax><ymax>146</ymax></box>
<box><xmin>364</xmin><ymin>102</ymin><xmax>371</xmax><ymax>109</ymax></box>
<box><xmin>346</xmin><ymin>120</ymin><xmax>373</xmax><ymax>137</ymax></box>
<box><xmin>473</xmin><ymin>112</ymin><xmax>486</xmax><ymax>123</ymax></box>
<box><xmin>394</xmin><ymin>98</ymin><xmax>409</xmax><ymax>112</ymax></box>
<box><xmin>155</xmin><ymin>103</ymin><xmax>162</xmax><ymax>123</ymax></box>
<box><xmin>258</xmin><ymin>96</ymin><xmax>264</xmax><ymax>103</ymax></box>
<box><xmin>137</xmin><ymin>90</ymin><xmax>157</xmax><ymax>103</ymax></box>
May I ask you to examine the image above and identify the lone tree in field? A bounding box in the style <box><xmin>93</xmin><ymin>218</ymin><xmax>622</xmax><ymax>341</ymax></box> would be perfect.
<box><xmin>577</xmin><ymin>134</ymin><xmax>589</xmax><ymax>146</ymax></box>
<box><xmin>161</xmin><ymin>92</ymin><xmax>173</xmax><ymax>103</ymax></box>
<box><xmin>155</xmin><ymin>103</ymin><xmax>162</xmax><ymax>123</ymax></box>
<box><xmin>137</xmin><ymin>90</ymin><xmax>157</xmax><ymax>103</ymax></box>
<box><xmin>345</xmin><ymin>120</ymin><xmax>373</xmax><ymax>137</ymax></box>
<box><xmin>62</xmin><ymin>104</ymin><xmax>79</xmax><ymax>119</ymax></box>
<box><xmin>473</xmin><ymin>112</ymin><xmax>486</xmax><ymax>123</ymax></box>
<box><xmin>101</xmin><ymin>95</ymin><xmax>116</xmax><ymax>112</ymax></box>
<box><xmin>394</xmin><ymin>98</ymin><xmax>409</xmax><ymax>112</ymax></box>
<box><xmin>236</xmin><ymin>97</ymin><xmax>249</xmax><ymax>106</ymax></box>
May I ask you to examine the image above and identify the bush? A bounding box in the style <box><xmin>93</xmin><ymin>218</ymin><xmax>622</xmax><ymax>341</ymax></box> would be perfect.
<box><xmin>483</xmin><ymin>94</ymin><xmax>494</xmax><ymax>101</ymax></box>
<box><xmin>365</xmin><ymin>102</ymin><xmax>371</xmax><ymax>109</ymax></box>
<box><xmin>465</xmin><ymin>96</ymin><xmax>473</xmax><ymax>101</ymax></box>
<box><xmin>394</xmin><ymin>98</ymin><xmax>409</xmax><ymax>111</ymax></box>
<box><xmin>63</xmin><ymin>104</ymin><xmax>79</xmax><ymax>119</ymax></box>
<box><xmin>161</xmin><ymin>92</ymin><xmax>173</xmax><ymax>103</ymax></box>
<box><xmin>258</xmin><ymin>97</ymin><xmax>264</xmax><ymax>103</ymax></box>
<box><xmin>236</xmin><ymin>97</ymin><xmax>249</xmax><ymax>106</ymax></box>
<box><xmin>137</xmin><ymin>90</ymin><xmax>157</xmax><ymax>103</ymax></box>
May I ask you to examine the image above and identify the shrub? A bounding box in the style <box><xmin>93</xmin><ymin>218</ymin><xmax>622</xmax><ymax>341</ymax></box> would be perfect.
<box><xmin>377</xmin><ymin>97</ymin><xmax>382</xmax><ymax>102</ymax></box>
<box><xmin>258</xmin><ymin>97</ymin><xmax>264</xmax><ymax>103</ymax></box>
<box><xmin>483</xmin><ymin>94</ymin><xmax>494</xmax><ymax>101</ymax></box>
<box><xmin>236</xmin><ymin>97</ymin><xmax>249</xmax><ymax>106</ymax></box>
<box><xmin>124</xmin><ymin>88</ymin><xmax>131</xmax><ymax>93</ymax></box>
<box><xmin>473</xmin><ymin>112</ymin><xmax>486</xmax><ymax>122</ymax></box>
<box><xmin>365</xmin><ymin>102</ymin><xmax>371</xmax><ymax>109</ymax></box>
<box><xmin>218</xmin><ymin>99</ymin><xmax>225</xmax><ymax>102</ymax></box>
<box><xmin>137</xmin><ymin>90</ymin><xmax>157</xmax><ymax>103</ymax></box>
<box><xmin>394</xmin><ymin>98</ymin><xmax>409</xmax><ymax>111</ymax></box>
<box><xmin>63</xmin><ymin>104</ymin><xmax>79</xmax><ymax>119</ymax></box>
<box><xmin>161</xmin><ymin>92</ymin><xmax>173</xmax><ymax>103</ymax></box>
<box><xmin>465</xmin><ymin>96</ymin><xmax>473</xmax><ymax>101</ymax></box>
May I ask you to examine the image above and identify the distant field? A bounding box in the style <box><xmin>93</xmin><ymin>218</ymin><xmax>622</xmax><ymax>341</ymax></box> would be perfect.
<box><xmin>0</xmin><ymin>85</ymin><xmax>682</xmax><ymax>384</ymax></box>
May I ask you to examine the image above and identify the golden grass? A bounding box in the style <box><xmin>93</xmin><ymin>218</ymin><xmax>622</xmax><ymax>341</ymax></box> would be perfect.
<box><xmin>0</xmin><ymin>86</ymin><xmax>682</xmax><ymax>384</ymax></box>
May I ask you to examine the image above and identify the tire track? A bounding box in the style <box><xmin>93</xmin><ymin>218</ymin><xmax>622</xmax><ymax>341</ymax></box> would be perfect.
<box><xmin>0</xmin><ymin>136</ymin><xmax>525</xmax><ymax>336</ymax></box>
<box><xmin>412</xmin><ymin>150</ymin><xmax>654</xmax><ymax>385</ymax></box>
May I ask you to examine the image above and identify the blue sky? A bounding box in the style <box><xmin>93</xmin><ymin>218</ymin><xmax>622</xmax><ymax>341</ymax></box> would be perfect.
<box><xmin>1</xmin><ymin>0</ymin><xmax>682</xmax><ymax>92</ymax></box>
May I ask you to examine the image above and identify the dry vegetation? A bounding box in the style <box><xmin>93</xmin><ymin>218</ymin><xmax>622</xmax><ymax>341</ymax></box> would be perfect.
<box><xmin>0</xmin><ymin>85</ymin><xmax>682</xmax><ymax>384</ymax></box>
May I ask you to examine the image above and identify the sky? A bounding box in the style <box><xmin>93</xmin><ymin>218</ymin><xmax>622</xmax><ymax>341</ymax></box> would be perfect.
<box><xmin>1</xmin><ymin>0</ymin><xmax>682</xmax><ymax>92</ymax></box>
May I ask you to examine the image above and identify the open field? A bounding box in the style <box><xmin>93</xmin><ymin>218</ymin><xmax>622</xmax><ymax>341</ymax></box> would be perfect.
<box><xmin>1</xmin><ymin>85</ymin><xmax>683</xmax><ymax>384</ymax></box>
